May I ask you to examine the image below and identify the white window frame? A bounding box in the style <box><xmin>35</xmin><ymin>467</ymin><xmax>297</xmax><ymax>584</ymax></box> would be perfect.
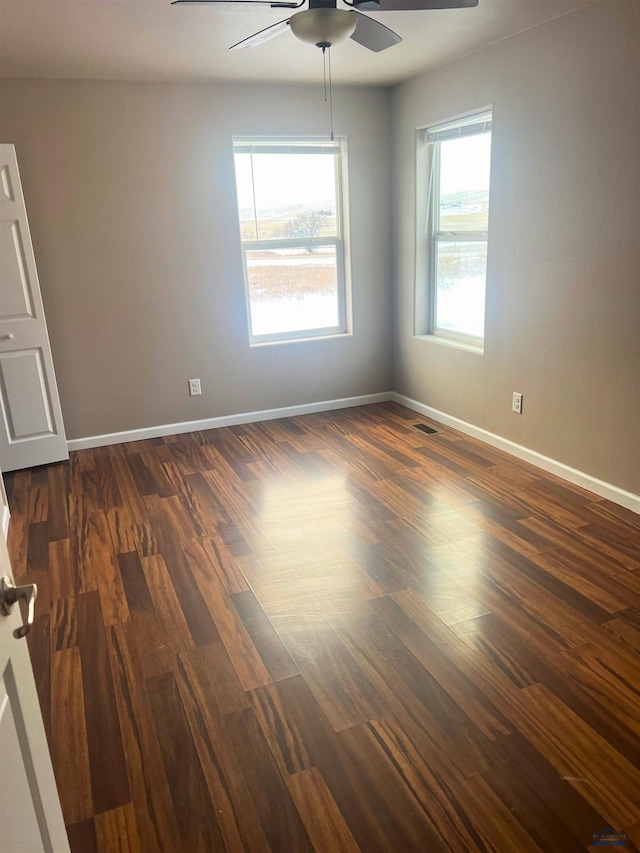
<box><xmin>415</xmin><ymin>109</ymin><xmax>492</xmax><ymax>350</ymax></box>
<box><xmin>233</xmin><ymin>137</ymin><xmax>350</xmax><ymax>346</ymax></box>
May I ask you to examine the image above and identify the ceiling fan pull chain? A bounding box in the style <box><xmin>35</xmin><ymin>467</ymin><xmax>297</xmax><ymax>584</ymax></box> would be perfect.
<box><xmin>322</xmin><ymin>45</ymin><xmax>328</xmax><ymax>103</ymax></box>
<box><xmin>328</xmin><ymin>45</ymin><xmax>334</xmax><ymax>141</ymax></box>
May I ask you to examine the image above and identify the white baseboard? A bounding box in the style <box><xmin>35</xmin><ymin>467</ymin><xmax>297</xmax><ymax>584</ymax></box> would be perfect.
<box><xmin>2</xmin><ymin>504</ymin><xmax>10</xmax><ymax>541</ymax></box>
<box><xmin>66</xmin><ymin>390</ymin><xmax>639</xmax><ymax>515</ymax></box>
<box><xmin>66</xmin><ymin>393</ymin><xmax>393</xmax><ymax>452</ymax></box>
<box><xmin>391</xmin><ymin>393</ymin><xmax>640</xmax><ymax>514</ymax></box>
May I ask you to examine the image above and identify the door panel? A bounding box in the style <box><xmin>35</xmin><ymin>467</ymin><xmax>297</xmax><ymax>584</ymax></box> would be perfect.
<box><xmin>0</xmin><ymin>164</ymin><xmax>15</xmax><ymax>203</ymax></box>
<box><xmin>1</xmin><ymin>663</ymin><xmax>49</xmax><ymax>853</ymax></box>
<box><xmin>1</xmin><ymin>349</ymin><xmax>55</xmax><ymax>440</ymax></box>
<box><xmin>0</xmin><ymin>144</ymin><xmax>68</xmax><ymax>472</ymax></box>
<box><xmin>0</xmin><ymin>512</ymin><xmax>70</xmax><ymax>853</ymax></box>
<box><xmin>1</xmin><ymin>220</ymin><xmax>35</xmax><ymax>318</ymax></box>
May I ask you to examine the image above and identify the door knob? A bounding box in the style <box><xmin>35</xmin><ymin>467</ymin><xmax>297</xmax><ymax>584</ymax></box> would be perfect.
<box><xmin>0</xmin><ymin>333</ymin><xmax>14</xmax><ymax>340</ymax></box>
<box><xmin>0</xmin><ymin>576</ymin><xmax>38</xmax><ymax>638</ymax></box>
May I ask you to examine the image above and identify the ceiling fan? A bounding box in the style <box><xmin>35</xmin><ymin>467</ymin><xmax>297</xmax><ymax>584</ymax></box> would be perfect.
<box><xmin>171</xmin><ymin>0</ymin><xmax>478</xmax><ymax>54</ymax></box>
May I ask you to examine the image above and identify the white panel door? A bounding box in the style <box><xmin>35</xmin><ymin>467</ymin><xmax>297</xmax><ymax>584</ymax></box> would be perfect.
<box><xmin>0</xmin><ymin>144</ymin><xmax>68</xmax><ymax>472</ymax></box>
<box><xmin>0</xmin><ymin>525</ymin><xmax>70</xmax><ymax>853</ymax></box>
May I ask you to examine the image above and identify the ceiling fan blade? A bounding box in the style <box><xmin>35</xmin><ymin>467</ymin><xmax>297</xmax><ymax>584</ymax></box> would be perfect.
<box><xmin>230</xmin><ymin>18</ymin><xmax>291</xmax><ymax>50</ymax></box>
<box><xmin>172</xmin><ymin>0</ymin><xmax>301</xmax><ymax>8</ymax></box>
<box><xmin>357</xmin><ymin>0</ymin><xmax>477</xmax><ymax>10</ymax></box>
<box><xmin>349</xmin><ymin>11</ymin><xmax>401</xmax><ymax>52</ymax></box>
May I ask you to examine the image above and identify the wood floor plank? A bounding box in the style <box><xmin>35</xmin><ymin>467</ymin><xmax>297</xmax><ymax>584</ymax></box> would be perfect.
<box><xmin>133</xmin><ymin>522</ymin><xmax>159</xmax><ymax>558</ymax></box>
<box><xmin>256</xmin><ymin>676</ymin><xmax>447</xmax><ymax>852</ymax></box>
<box><xmin>140</xmin><ymin>553</ymin><xmax>195</xmax><ymax>653</ymax></box>
<box><xmin>181</xmin><ymin>542</ymin><xmax>271</xmax><ymax>689</ymax></box>
<box><xmin>601</xmin><ymin>616</ymin><xmax>640</xmax><ymax>652</ymax></box>
<box><xmin>65</xmin><ymin>495</ymin><xmax>91</xmax><ymax>594</ymax></box>
<box><xmin>478</xmin><ymin>538</ymin><xmax>614</xmax><ymax>625</ymax></box>
<box><xmin>406</xmin><ymin>565</ymin><xmax>490</xmax><ymax>626</ymax></box>
<box><xmin>560</xmin><ymin>642</ymin><xmax>640</xmax><ymax>733</ymax></box>
<box><xmin>67</xmin><ymin>818</ymin><xmax>98</xmax><ymax>853</ymax></box>
<box><xmin>183</xmin><ymin>534</ymin><xmax>249</xmax><ymax>595</ymax></box>
<box><xmin>28</xmin><ymin>466</ymin><xmax>49</xmax><ymax>523</ymax></box>
<box><xmin>49</xmin><ymin>538</ymin><xmax>74</xmax><ymax>600</ymax></box>
<box><xmin>344</xmin><ymin>544</ymin><xmax>407</xmax><ymax>595</ymax></box>
<box><xmin>106</xmin><ymin>507</ymin><xmax>139</xmax><ymax>556</ymax></box>
<box><xmin>192</xmin><ymin>641</ymin><xmax>250</xmax><ymax>716</ymax></box>
<box><xmin>96</xmin><ymin>553</ymin><xmax>131</xmax><ymax>627</ymax></box>
<box><xmin>110</xmin><ymin>456</ymin><xmax>148</xmax><ymax>524</ymax></box>
<box><xmin>372</xmin><ymin>594</ymin><xmax>512</xmax><ymax>741</ymax></box>
<box><xmin>281</xmin><ymin>623</ymin><xmax>390</xmax><ymax>732</ymax></box>
<box><xmin>94</xmin><ymin>804</ymin><xmax>142</xmax><ymax>853</ymax></box>
<box><xmin>147</xmin><ymin>670</ymin><xmax>226</xmax><ymax>852</ymax></box>
<box><xmin>500</xmin><ymin>730</ymin><xmax>609</xmax><ymax>848</ymax></box>
<box><xmin>6</xmin><ymin>469</ymin><xmax>30</xmax><ymax>576</ymax></box>
<box><xmin>160</xmin><ymin>494</ymin><xmax>203</xmax><ymax>540</ymax></box>
<box><xmin>182</xmin><ymin>471</ymin><xmax>230</xmax><ymax>528</ymax></box>
<box><xmin>130</xmin><ymin>612</ymin><xmax>176</xmax><ymax>678</ymax></box>
<box><xmin>231</xmin><ymin>588</ymin><xmax>299</xmax><ymax>682</ymax></box>
<box><xmin>82</xmin><ymin>458</ymin><xmax>123</xmax><ymax>512</ymax></box>
<box><xmin>501</xmin><ymin>683</ymin><xmax>640</xmax><ymax>828</ymax></box>
<box><xmin>106</xmin><ymin>621</ymin><xmax>182</xmax><ymax>852</ymax></box>
<box><xmin>528</xmin><ymin>547</ymin><xmax>638</xmax><ymax>613</ymax></box>
<box><xmin>366</xmin><ymin>713</ymin><xmax>493</xmax><ymax>850</ymax></box>
<box><xmin>26</xmin><ymin>519</ymin><xmax>49</xmax><ymax>574</ymax></box>
<box><xmin>118</xmin><ymin>551</ymin><xmax>154</xmax><ymax>618</ymax></box>
<box><xmin>451</xmin><ymin>772</ymin><xmax>544</xmax><ymax>852</ymax></box>
<box><xmin>480</xmin><ymin>759</ymin><xmax>591</xmax><ymax>852</ymax></box>
<box><xmin>458</xmin><ymin>545</ymin><xmax>612</xmax><ymax>649</ymax></box>
<box><xmin>50</xmin><ymin>596</ymin><xmax>77</xmax><ymax>651</ymax></box>
<box><xmin>453</xmin><ymin>612</ymin><xmax>553</xmax><ymax>689</ymax></box>
<box><xmin>51</xmin><ymin>647</ymin><xmax>93</xmax><ymax>825</ymax></box>
<box><xmin>125</xmin><ymin>451</ymin><xmax>163</xmax><ymax>498</ymax></box>
<box><xmin>331</xmin><ymin>613</ymin><xmax>481</xmax><ymax>781</ymax></box>
<box><xmin>223</xmin><ymin>706</ymin><xmax>315</xmax><ymax>852</ymax></box>
<box><xmin>286</xmin><ymin>767</ymin><xmax>361</xmax><ymax>853</ymax></box>
<box><xmin>249</xmin><ymin>681</ymin><xmax>315</xmax><ymax>777</ymax></box>
<box><xmin>521</xmin><ymin>515</ymin><xmax>640</xmax><ymax>571</ymax></box>
<box><xmin>76</xmin><ymin>591</ymin><xmax>131</xmax><ymax>815</ymax></box>
<box><xmin>174</xmin><ymin>650</ymin><xmax>272</xmax><ymax>852</ymax></box>
<box><xmin>150</xmin><ymin>524</ymin><xmax>221</xmax><ymax>648</ymax></box>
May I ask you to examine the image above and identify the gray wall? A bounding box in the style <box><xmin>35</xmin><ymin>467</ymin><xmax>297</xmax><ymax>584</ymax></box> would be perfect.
<box><xmin>0</xmin><ymin>80</ymin><xmax>392</xmax><ymax>439</ymax></box>
<box><xmin>391</xmin><ymin>0</ymin><xmax>640</xmax><ymax>494</ymax></box>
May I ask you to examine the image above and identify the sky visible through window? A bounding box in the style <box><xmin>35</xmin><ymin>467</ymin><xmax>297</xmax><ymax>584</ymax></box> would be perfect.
<box><xmin>235</xmin><ymin>153</ymin><xmax>336</xmax><ymax>215</ymax></box>
<box><xmin>439</xmin><ymin>132</ymin><xmax>491</xmax><ymax>196</ymax></box>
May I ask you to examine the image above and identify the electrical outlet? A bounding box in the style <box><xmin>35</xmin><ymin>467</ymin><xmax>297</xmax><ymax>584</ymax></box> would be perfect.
<box><xmin>189</xmin><ymin>378</ymin><xmax>202</xmax><ymax>397</ymax></box>
<box><xmin>512</xmin><ymin>392</ymin><xmax>523</xmax><ymax>414</ymax></box>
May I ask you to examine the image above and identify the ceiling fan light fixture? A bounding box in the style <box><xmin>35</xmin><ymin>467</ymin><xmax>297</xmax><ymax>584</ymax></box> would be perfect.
<box><xmin>289</xmin><ymin>8</ymin><xmax>357</xmax><ymax>47</ymax></box>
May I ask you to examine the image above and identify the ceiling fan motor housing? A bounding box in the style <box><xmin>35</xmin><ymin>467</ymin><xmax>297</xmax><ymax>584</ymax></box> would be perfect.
<box><xmin>290</xmin><ymin>2</ymin><xmax>358</xmax><ymax>46</ymax></box>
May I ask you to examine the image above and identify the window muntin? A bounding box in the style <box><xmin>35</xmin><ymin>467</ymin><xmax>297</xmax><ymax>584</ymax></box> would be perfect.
<box><xmin>427</xmin><ymin>113</ymin><xmax>492</xmax><ymax>345</ymax></box>
<box><xmin>233</xmin><ymin>140</ymin><xmax>348</xmax><ymax>344</ymax></box>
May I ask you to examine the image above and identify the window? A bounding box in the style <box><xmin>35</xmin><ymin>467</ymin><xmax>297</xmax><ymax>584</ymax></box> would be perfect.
<box><xmin>418</xmin><ymin>111</ymin><xmax>492</xmax><ymax>347</ymax></box>
<box><xmin>233</xmin><ymin>138</ymin><xmax>349</xmax><ymax>344</ymax></box>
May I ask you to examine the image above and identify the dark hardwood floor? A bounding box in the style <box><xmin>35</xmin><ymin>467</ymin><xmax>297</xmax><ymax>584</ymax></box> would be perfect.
<box><xmin>5</xmin><ymin>401</ymin><xmax>640</xmax><ymax>852</ymax></box>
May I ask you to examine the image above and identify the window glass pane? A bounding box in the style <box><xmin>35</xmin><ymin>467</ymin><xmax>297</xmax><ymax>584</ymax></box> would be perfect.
<box><xmin>246</xmin><ymin>245</ymin><xmax>339</xmax><ymax>337</ymax></box>
<box><xmin>439</xmin><ymin>132</ymin><xmax>491</xmax><ymax>232</ymax></box>
<box><xmin>435</xmin><ymin>241</ymin><xmax>487</xmax><ymax>338</ymax></box>
<box><xmin>234</xmin><ymin>152</ymin><xmax>337</xmax><ymax>242</ymax></box>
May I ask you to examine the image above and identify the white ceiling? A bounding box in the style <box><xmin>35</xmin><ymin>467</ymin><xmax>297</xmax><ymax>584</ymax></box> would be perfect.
<box><xmin>0</xmin><ymin>0</ymin><xmax>592</xmax><ymax>86</ymax></box>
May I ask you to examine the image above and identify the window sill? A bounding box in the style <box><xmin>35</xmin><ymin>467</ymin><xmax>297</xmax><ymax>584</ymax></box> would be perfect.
<box><xmin>415</xmin><ymin>334</ymin><xmax>484</xmax><ymax>355</ymax></box>
<box><xmin>250</xmin><ymin>331</ymin><xmax>352</xmax><ymax>348</ymax></box>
